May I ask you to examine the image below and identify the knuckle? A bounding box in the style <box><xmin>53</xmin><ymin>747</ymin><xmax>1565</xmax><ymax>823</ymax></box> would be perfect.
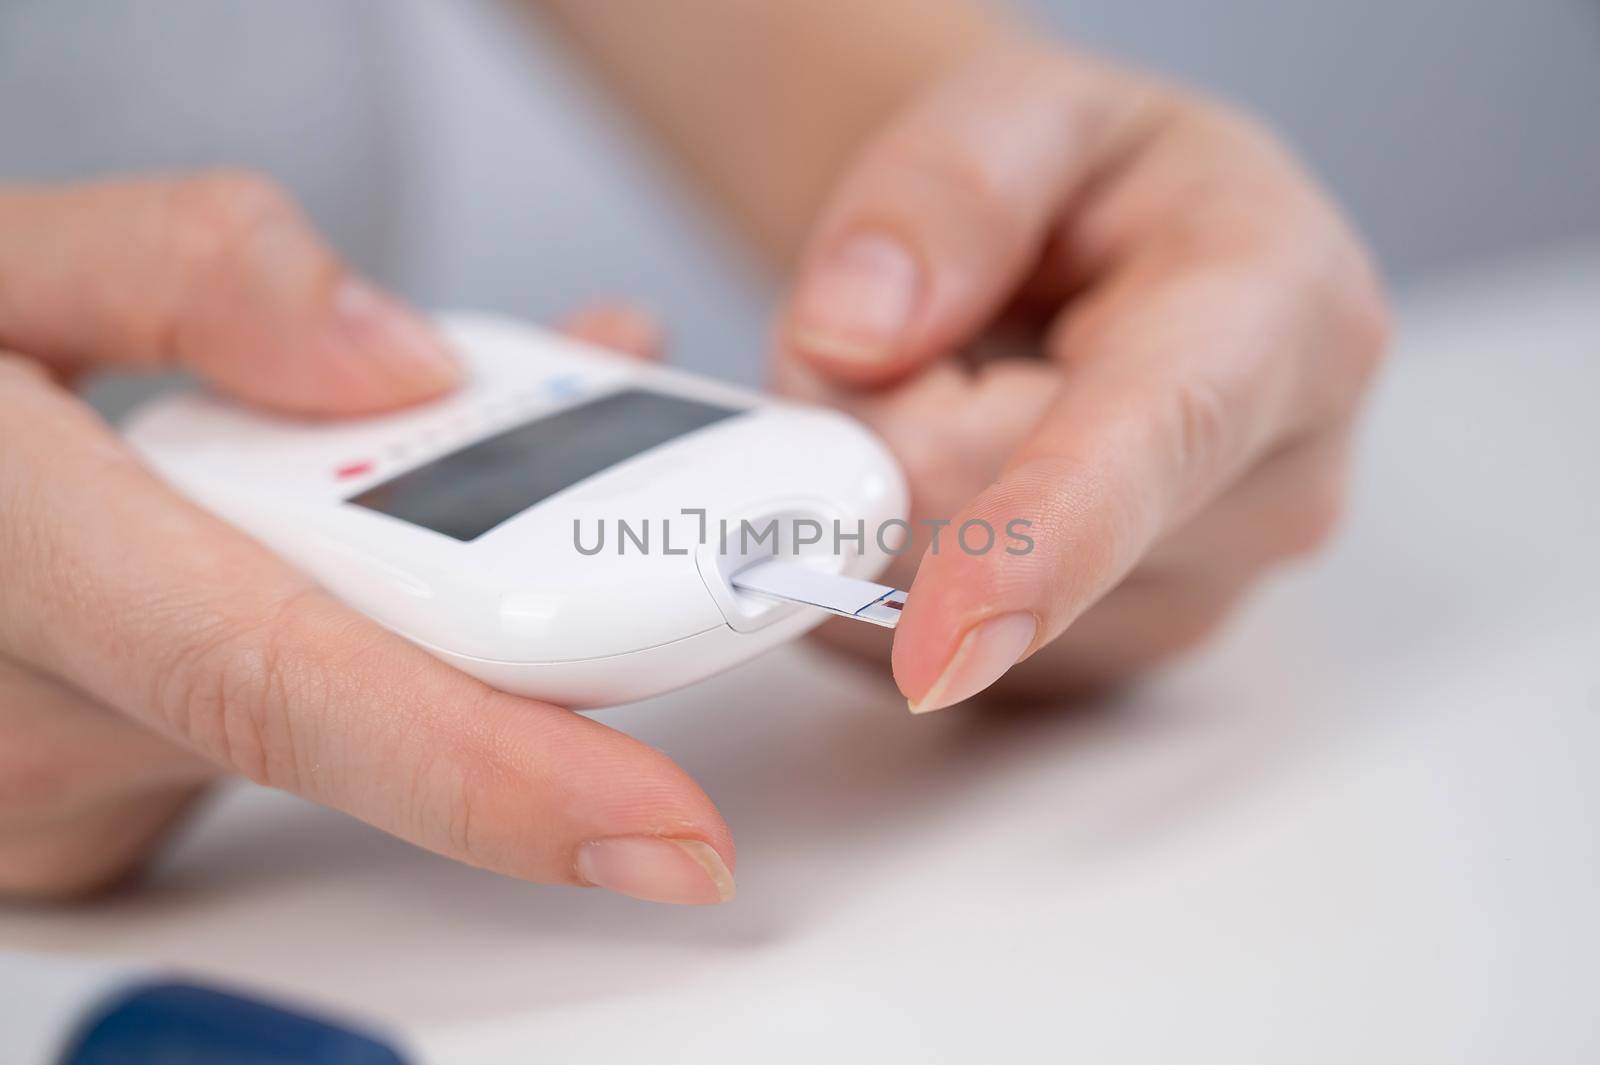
<box><xmin>1290</xmin><ymin>227</ymin><xmax>1394</xmax><ymax>397</ymax></box>
<box><xmin>1335</xmin><ymin>263</ymin><xmax>1393</xmax><ymax>387</ymax></box>
<box><xmin>166</xmin><ymin>170</ymin><xmax>305</xmax><ymax>286</ymax></box>
<box><xmin>150</xmin><ymin>588</ymin><xmax>323</xmax><ymax>792</ymax></box>
<box><xmin>1175</xmin><ymin>97</ymin><xmax>1394</xmax><ymax>396</ymax></box>
<box><xmin>1162</xmin><ymin>377</ymin><xmax>1232</xmax><ymax>484</ymax></box>
<box><xmin>1270</xmin><ymin>230</ymin><xmax>1391</xmax><ymax>422</ymax></box>
<box><xmin>439</xmin><ymin>741</ymin><xmax>498</xmax><ymax>869</ymax></box>
<box><xmin>403</xmin><ymin>691</ymin><xmax>515</xmax><ymax>872</ymax></box>
<box><xmin>174</xmin><ymin>170</ymin><xmax>298</xmax><ymax>238</ymax></box>
<box><xmin>1283</xmin><ymin>214</ymin><xmax>1392</xmax><ymax>395</ymax></box>
<box><xmin>877</xmin><ymin>138</ymin><xmax>1033</xmax><ymax>249</ymax></box>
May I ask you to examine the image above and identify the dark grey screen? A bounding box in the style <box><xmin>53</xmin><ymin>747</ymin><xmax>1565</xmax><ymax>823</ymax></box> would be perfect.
<box><xmin>349</xmin><ymin>388</ymin><xmax>740</xmax><ymax>541</ymax></box>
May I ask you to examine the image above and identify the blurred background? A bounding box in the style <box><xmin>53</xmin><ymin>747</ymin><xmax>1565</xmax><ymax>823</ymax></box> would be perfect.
<box><xmin>2</xmin><ymin>0</ymin><xmax>1598</xmax><ymax>387</ymax></box>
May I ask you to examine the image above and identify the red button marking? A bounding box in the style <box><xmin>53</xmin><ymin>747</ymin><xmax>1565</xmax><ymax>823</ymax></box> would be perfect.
<box><xmin>335</xmin><ymin>460</ymin><xmax>375</xmax><ymax>480</ymax></box>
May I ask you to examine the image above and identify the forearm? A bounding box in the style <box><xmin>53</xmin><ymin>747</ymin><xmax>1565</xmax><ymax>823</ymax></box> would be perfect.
<box><xmin>528</xmin><ymin>0</ymin><xmax>1012</xmax><ymax>265</ymax></box>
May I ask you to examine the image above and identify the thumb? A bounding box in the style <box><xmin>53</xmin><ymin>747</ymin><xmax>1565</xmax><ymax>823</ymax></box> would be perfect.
<box><xmin>781</xmin><ymin>48</ymin><xmax>1159</xmax><ymax>386</ymax></box>
<box><xmin>0</xmin><ymin>172</ymin><xmax>460</xmax><ymax>415</ymax></box>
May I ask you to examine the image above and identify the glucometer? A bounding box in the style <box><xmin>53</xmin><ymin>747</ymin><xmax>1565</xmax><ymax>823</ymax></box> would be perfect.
<box><xmin>125</xmin><ymin>313</ymin><xmax>908</xmax><ymax>708</ymax></box>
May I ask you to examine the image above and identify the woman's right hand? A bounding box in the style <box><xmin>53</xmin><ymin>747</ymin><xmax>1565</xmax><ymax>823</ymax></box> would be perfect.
<box><xmin>0</xmin><ymin>173</ymin><xmax>736</xmax><ymax>905</ymax></box>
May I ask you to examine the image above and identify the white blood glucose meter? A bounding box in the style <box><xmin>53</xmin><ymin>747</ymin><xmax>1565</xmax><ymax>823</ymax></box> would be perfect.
<box><xmin>124</xmin><ymin>313</ymin><xmax>908</xmax><ymax>708</ymax></box>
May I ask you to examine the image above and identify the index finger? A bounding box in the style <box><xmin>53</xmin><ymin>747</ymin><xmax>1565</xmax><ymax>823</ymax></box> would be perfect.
<box><xmin>780</xmin><ymin>46</ymin><xmax>1162</xmax><ymax>386</ymax></box>
<box><xmin>892</xmin><ymin>244</ymin><xmax>1386</xmax><ymax>713</ymax></box>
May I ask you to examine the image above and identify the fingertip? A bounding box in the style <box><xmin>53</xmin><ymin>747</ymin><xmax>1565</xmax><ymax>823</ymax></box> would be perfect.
<box><xmin>324</xmin><ymin>278</ymin><xmax>463</xmax><ymax>409</ymax></box>
<box><xmin>576</xmin><ymin>836</ymin><xmax>736</xmax><ymax>906</ymax></box>
<box><xmin>204</xmin><ymin>277</ymin><xmax>464</xmax><ymax>417</ymax></box>
<box><xmin>897</xmin><ymin>610</ymin><xmax>1038</xmax><ymax>715</ymax></box>
<box><xmin>786</xmin><ymin>231</ymin><xmax>926</xmax><ymax>385</ymax></box>
<box><xmin>559</xmin><ymin>302</ymin><xmax>664</xmax><ymax>361</ymax></box>
<box><xmin>490</xmin><ymin>702</ymin><xmax>736</xmax><ymax>897</ymax></box>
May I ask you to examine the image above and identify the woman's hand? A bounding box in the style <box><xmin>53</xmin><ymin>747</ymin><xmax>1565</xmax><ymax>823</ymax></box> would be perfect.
<box><xmin>776</xmin><ymin>44</ymin><xmax>1390</xmax><ymax>711</ymax></box>
<box><xmin>0</xmin><ymin>174</ymin><xmax>734</xmax><ymax>904</ymax></box>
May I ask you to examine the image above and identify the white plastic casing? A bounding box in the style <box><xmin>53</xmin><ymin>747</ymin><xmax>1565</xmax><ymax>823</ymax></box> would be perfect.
<box><xmin>123</xmin><ymin>313</ymin><xmax>907</xmax><ymax>708</ymax></box>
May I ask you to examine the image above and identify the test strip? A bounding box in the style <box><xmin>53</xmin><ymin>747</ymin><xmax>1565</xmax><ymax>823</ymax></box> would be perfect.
<box><xmin>729</xmin><ymin>557</ymin><xmax>908</xmax><ymax>628</ymax></box>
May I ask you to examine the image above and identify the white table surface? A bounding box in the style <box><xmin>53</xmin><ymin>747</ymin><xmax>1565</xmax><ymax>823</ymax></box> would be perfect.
<box><xmin>4</xmin><ymin>247</ymin><xmax>1597</xmax><ymax>1064</ymax></box>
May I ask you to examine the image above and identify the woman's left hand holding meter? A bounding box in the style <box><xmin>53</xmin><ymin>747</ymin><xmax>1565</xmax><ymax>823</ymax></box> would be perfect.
<box><xmin>0</xmin><ymin>176</ymin><xmax>735</xmax><ymax>905</ymax></box>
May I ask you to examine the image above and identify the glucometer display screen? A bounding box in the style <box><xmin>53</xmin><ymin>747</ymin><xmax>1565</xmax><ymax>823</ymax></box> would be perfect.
<box><xmin>349</xmin><ymin>388</ymin><xmax>741</xmax><ymax>541</ymax></box>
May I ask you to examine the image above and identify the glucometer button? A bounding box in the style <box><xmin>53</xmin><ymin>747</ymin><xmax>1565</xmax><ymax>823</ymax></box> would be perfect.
<box><xmin>335</xmin><ymin>460</ymin><xmax>375</xmax><ymax>481</ymax></box>
<box><xmin>545</xmin><ymin>375</ymin><xmax>583</xmax><ymax>400</ymax></box>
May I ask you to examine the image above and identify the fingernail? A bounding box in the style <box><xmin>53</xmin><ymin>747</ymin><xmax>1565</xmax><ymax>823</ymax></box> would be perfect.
<box><xmin>909</xmin><ymin>612</ymin><xmax>1038</xmax><ymax>715</ymax></box>
<box><xmin>333</xmin><ymin>277</ymin><xmax>461</xmax><ymax>394</ymax></box>
<box><xmin>790</xmin><ymin>232</ymin><xmax>919</xmax><ymax>363</ymax></box>
<box><xmin>577</xmin><ymin>837</ymin><xmax>736</xmax><ymax>905</ymax></box>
